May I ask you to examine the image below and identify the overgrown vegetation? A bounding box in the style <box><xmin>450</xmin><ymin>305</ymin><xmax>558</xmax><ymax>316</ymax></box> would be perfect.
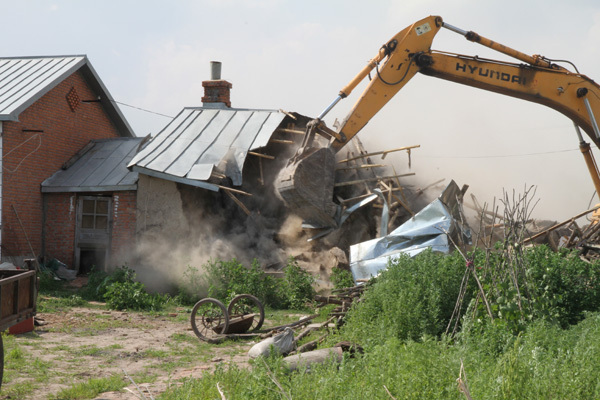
<box><xmin>159</xmin><ymin>189</ymin><xmax>600</xmax><ymax>399</ymax></box>
<box><xmin>185</xmin><ymin>256</ymin><xmax>315</xmax><ymax>310</ymax></box>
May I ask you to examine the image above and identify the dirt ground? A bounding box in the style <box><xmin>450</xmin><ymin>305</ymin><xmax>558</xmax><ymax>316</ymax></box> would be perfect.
<box><xmin>3</xmin><ymin>306</ymin><xmax>255</xmax><ymax>399</ymax></box>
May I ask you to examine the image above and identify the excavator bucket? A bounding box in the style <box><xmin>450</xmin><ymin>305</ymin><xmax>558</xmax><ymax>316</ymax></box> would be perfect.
<box><xmin>275</xmin><ymin>146</ymin><xmax>338</xmax><ymax>228</ymax></box>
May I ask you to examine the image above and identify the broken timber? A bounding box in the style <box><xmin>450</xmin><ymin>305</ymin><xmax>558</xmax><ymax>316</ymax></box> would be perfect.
<box><xmin>337</xmin><ymin>145</ymin><xmax>420</xmax><ymax>164</ymax></box>
<box><xmin>334</xmin><ymin>173</ymin><xmax>416</xmax><ymax>187</ymax></box>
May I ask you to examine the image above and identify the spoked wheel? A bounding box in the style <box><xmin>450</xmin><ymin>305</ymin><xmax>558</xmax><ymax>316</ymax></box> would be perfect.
<box><xmin>227</xmin><ymin>294</ymin><xmax>265</xmax><ymax>332</ymax></box>
<box><xmin>191</xmin><ymin>298</ymin><xmax>229</xmax><ymax>342</ymax></box>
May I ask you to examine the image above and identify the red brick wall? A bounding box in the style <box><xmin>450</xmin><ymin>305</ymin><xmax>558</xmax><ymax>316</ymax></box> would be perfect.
<box><xmin>110</xmin><ymin>191</ymin><xmax>137</xmax><ymax>267</ymax></box>
<box><xmin>43</xmin><ymin>191</ymin><xmax>137</xmax><ymax>268</ymax></box>
<box><xmin>43</xmin><ymin>193</ymin><xmax>77</xmax><ymax>265</ymax></box>
<box><xmin>2</xmin><ymin>70</ymin><xmax>123</xmax><ymax>265</ymax></box>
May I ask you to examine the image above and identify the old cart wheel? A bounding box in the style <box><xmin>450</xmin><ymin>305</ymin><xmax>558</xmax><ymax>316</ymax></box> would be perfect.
<box><xmin>227</xmin><ymin>294</ymin><xmax>265</xmax><ymax>332</ymax></box>
<box><xmin>191</xmin><ymin>298</ymin><xmax>230</xmax><ymax>342</ymax></box>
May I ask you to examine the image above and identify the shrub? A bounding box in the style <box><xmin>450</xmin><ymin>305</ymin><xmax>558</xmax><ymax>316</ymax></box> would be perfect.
<box><xmin>203</xmin><ymin>257</ymin><xmax>316</xmax><ymax>310</ymax></box>
<box><xmin>206</xmin><ymin>258</ymin><xmax>277</xmax><ymax>306</ymax></box>
<box><xmin>466</xmin><ymin>245</ymin><xmax>600</xmax><ymax>335</ymax></box>
<box><xmin>176</xmin><ymin>265</ymin><xmax>209</xmax><ymax>305</ymax></box>
<box><xmin>80</xmin><ymin>265</ymin><xmax>136</xmax><ymax>301</ymax></box>
<box><xmin>342</xmin><ymin>249</ymin><xmax>472</xmax><ymax>346</ymax></box>
<box><xmin>276</xmin><ymin>257</ymin><xmax>316</xmax><ymax>309</ymax></box>
<box><xmin>330</xmin><ymin>267</ymin><xmax>355</xmax><ymax>289</ymax></box>
<box><xmin>526</xmin><ymin>245</ymin><xmax>600</xmax><ymax>326</ymax></box>
<box><xmin>103</xmin><ymin>281</ymin><xmax>167</xmax><ymax>311</ymax></box>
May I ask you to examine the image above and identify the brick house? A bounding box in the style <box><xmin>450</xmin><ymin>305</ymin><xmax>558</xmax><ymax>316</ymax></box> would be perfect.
<box><xmin>0</xmin><ymin>55</ymin><xmax>134</xmax><ymax>270</ymax></box>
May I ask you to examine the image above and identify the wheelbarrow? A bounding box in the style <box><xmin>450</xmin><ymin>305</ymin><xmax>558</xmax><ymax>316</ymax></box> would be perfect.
<box><xmin>190</xmin><ymin>294</ymin><xmax>265</xmax><ymax>342</ymax></box>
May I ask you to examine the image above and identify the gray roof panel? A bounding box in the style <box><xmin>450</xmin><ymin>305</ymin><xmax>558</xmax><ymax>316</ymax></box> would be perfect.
<box><xmin>42</xmin><ymin>137</ymin><xmax>143</xmax><ymax>193</ymax></box>
<box><xmin>0</xmin><ymin>55</ymin><xmax>134</xmax><ymax>137</ymax></box>
<box><xmin>129</xmin><ymin>106</ymin><xmax>286</xmax><ymax>187</ymax></box>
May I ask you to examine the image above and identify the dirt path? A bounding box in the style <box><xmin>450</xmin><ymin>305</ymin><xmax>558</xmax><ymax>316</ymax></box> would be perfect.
<box><xmin>4</xmin><ymin>306</ymin><xmax>253</xmax><ymax>399</ymax></box>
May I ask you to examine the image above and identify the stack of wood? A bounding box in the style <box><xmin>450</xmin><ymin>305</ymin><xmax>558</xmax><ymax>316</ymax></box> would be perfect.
<box><xmin>314</xmin><ymin>284</ymin><xmax>367</xmax><ymax>327</ymax></box>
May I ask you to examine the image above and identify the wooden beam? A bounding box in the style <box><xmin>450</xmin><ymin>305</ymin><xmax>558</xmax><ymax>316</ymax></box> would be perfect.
<box><xmin>216</xmin><ymin>185</ymin><xmax>253</xmax><ymax>196</ymax></box>
<box><xmin>334</xmin><ymin>173</ymin><xmax>415</xmax><ymax>187</ymax></box>
<box><xmin>335</xmin><ymin>163</ymin><xmax>387</xmax><ymax>171</ymax></box>
<box><xmin>269</xmin><ymin>139</ymin><xmax>294</xmax><ymax>144</ymax></box>
<box><xmin>248</xmin><ymin>152</ymin><xmax>275</xmax><ymax>160</ymax></box>
<box><xmin>275</xmin><ymin>128</ymin><xmax>305</xmax><ymax>135</ymax></box>
<box><xmin>224</xmin><ymin>190</ymin><xmax>251</xmax><ymax>216</ymax></box>
<box><xmin>523</xmin><ymin>205</ymin><xmax>600</xmax><ymax>244</ymax></box>
<box><xmin>337</xmin><ymin>145</ymin><xmax>420</xmax><ymax>164</ymax></box>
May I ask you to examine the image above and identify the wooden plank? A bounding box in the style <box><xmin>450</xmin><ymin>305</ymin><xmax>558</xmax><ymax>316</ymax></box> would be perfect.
<box><xmin>224</xmin><ymin>191</ymin><xmax>251</xmax><ymax>216</ymax></box>
<box><xmin>334</xmin><ymin>173</ymin><xmax>415</xmax><ymax>187</ymax></box>
<box><xmin>337</xmin><ymin>145</ymin><xmax>420</xmax><ymax>164</ymax></box>
<box><xmin>248</xmin><ymin>151</ymin><xmax>275</xmax><ymax>160</ymax></box>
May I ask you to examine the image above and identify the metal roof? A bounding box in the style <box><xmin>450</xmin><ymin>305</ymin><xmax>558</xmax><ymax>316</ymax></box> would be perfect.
<box><xmin>128</xmin><ymin>105</ymin><xmax>286</xmax><ymax>190</ymax></box>
<box><xmin>42</xmin><ymin>137</ymin><xmax>143</xmax><ymax>193</ymax></box>
<box><xmin>0</xmin><ymin>55</ymin><xmax>134</xmax><ymax>137</ymax></box>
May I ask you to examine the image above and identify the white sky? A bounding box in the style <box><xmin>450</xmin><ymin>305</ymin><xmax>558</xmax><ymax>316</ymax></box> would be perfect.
<box><xmin>3</xmin><ymin>0</ymin><xmax>600</xmax><ymax>221</ymax></box>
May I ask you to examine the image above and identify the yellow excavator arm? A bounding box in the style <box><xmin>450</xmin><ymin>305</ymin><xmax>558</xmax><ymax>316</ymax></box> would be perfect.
<box><xmin>276</xmin><ymin>15</ymin><xmax>600</xmax><ymax>228</ymax></box>
<box><xmin>332</xmin><ymin>15</ymin><xmax>600</xmax><ymax>151</ymax></box>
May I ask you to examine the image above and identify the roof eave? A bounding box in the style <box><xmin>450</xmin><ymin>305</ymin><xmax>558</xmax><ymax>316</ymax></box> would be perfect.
<box><xmin>131</xmin><ymin>166</ymin><xmax>220</xmax><ymax>192</ymax></box>
<box><xmin>79</xmin><ymin>59</ymin><xmax>135</xmax><ymax>138</ymax></box>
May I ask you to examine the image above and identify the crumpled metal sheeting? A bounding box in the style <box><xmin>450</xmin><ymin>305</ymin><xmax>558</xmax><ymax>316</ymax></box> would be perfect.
<box><xmin>350</xmin><ymin>180</ymin><xmax>470</xmax><ymax>282</ymax></box>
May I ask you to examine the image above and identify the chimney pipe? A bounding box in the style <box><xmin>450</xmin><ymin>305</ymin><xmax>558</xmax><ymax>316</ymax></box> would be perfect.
<box><xmin>202</xmin><ymin>61</ymin><xmax>232</xmax><ymax>107</ymax></box>
<box><xmin>210</xmin><ymin>61</ymin><xmax>222</xmax><ymax>80</ymax></box>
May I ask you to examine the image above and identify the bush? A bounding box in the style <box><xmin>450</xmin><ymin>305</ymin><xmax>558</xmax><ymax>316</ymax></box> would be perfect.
<box><xmin>206</xmin><ymin>258</ymin><xmax>277</xmax><ymax>306</ymax></box>
<box><xmin>276</xmin><ymin>257</ymin><xmax>316</xmax><ymax>309</ymax></box>
<box><xmin>525</xmin><ymin>245</ymin><xmax>600</xmax><ymax>327</ymax></box>
<box><xmin>203</xmin><ymin>257</ymin><xmax>316</xmax><ymax>310</ymax></box>
<box><xmin>103</xmin><ymin>281</ymin><xmax>165</xmax><ymax>311</ymax></box>
<box><xmin>342</xmin><ymin>250</ymin><xmax>472</xmax><ymax>346</ymax></box>
<box><xmin>466</xmin><ymin>245</ymin><xmax>600</xmax><ymax>335</ymax></box>
<box><xmin>80</xmin><ymin>266</ymin><xmax>136</xmax><ymax>301</ymax></box>
<box><xmin>330</xmin><ymin>267</ymin><xmax>355</xmax><ymax>289</ymax></box>
<box><xmin>176</xmin><ymin>265</ymin><xmax>209</xmax><ymax>305</ymax></box>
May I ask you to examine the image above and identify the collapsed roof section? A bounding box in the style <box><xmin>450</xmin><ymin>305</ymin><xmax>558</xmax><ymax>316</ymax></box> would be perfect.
<box><xmin>127</xmin><ymin>104</ymin><xmax>287</xmax><ymax>190</ymax></box>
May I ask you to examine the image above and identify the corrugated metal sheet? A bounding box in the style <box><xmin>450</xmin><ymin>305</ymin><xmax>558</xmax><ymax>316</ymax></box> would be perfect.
<box><xmin>128</xmin><ymin>105</ymin><xmax>286</xmax><ymax>188</ymax></box>
<box><xmin>42</xmin><ymin>137</ymin><xmax>143</xmax><ymax>192</ymax></box>
<box><xmin>0</xmin><ymin>55</ymin><xmax>134</xmax><ymax>136</ymax></box>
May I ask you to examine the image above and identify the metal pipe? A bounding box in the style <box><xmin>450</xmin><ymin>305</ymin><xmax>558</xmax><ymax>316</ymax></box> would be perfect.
<box><xmin>318</xmin><ymin>95</ymin><xmax>343</xmax><ymax>119</ymax></box>
<box><xmin>210</xmin><ymin>61</ymin><xmax>222</xmax><ymax>80</ymax></box>
<box><xmin>574</xmin><ymin>122</ymin><xmax>585</xmax><ymax>143</ymax></box>
<box><xmin>584</xmin><ymin>97</ymin><xmax>600</xmax><ymax>140</ymax></box>
<box><xmin>442</xmin><ymin>22</ymin><xmax>468</xmax><ymax>36</ymax></box>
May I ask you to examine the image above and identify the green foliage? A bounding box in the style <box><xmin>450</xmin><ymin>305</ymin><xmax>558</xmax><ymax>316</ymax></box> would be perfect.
<box><xmin>80</xmin><ymin>265</ymin><xmax>136</xmax><ymax>301</ymax></box>
<box><xmin>525</xmin><ymin>245</ymin><xmax>600</xmax><ymax>326</ymax></box>
<box><xmin>204</xmin><ymin>257</ymin><xmax>316</xmax><ymax>310</ymax></box>
<box><xmin>342</xmin><ymin>250</ymin><xmax>471</xmax><ymax>346</ymax></box>
<box><xmin>51</xmin><ymin>374</ymin><xmax>126</xmax><ymax>399</ymax></box>
<box><xmin>161</xmin><ymin>312</ymin><xmax>600</xmax><ymax>399</ymax></box>
<box><xmin>206</xmin><ymin>258</ymin><xmax>277</xmax><ymax>305</ymax></box>
<box><xmin>330</xmin><ymin>267</ymin><xmax>355</xmax><ymax>289</ymax></box>
<box><xmin>38</xmin><ymin>267</ymin><xmax>67</xmax><ymax>293</ymax></box>
<box><xmin>37</xmin><ymin>294</ymin><xmax>88</xmax><ymax>313</ymax></box>
<box><xmin>176</xmin><ymin>265</ymin><xmax>209</xmax><ymax>305</ymax></box>
<box><xmin>467</xmin><ymin>245</ymin><xmax>600</xmax><ymax>334</ymax></box>
<box><xmin>277</xmin><ymin>257</ymin><xmax>316</xmax><ymax>309</ymax></box>
<box><xmin>103</xmin><ymin>280</ymin><xmax>168</xmax><ymax>311</ymax></box>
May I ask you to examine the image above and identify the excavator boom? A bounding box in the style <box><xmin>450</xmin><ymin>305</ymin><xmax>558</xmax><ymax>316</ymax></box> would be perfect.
<box><xmin>275</xmin><ymin>15</ymin><xmax>600</xmax><ymax>228</ymax></box>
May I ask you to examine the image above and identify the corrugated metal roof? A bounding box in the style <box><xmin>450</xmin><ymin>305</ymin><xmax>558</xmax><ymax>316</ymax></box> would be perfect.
<box><xmin>0</xmin><ymin>55</ymin><xmax>134</xmax><ymax>137</ymax></box>
<box><xmin>42</xmin><ymin>137</ymin><xmax>143</xmax><ymax>193</ymax></box>
<box><xmin>128</xmin><ymin>105</ymin><xmax>286</xmax><ymax>189</ymax></box>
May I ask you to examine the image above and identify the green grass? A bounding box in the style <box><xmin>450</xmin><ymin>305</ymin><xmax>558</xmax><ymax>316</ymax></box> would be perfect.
<box><xmin>50</xmin><ymin>374</ymin><xmax>127</xmax><ymax>399</ymax></box>
<box><xmin>159</xmin><ymin>313</ymin><xmax>600</xmax><ymax>399</ymax></box>
<box><xmin>1</xmin><ymin>334</ymin><xmax>54</xmax><ymax>398</ymax></box>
